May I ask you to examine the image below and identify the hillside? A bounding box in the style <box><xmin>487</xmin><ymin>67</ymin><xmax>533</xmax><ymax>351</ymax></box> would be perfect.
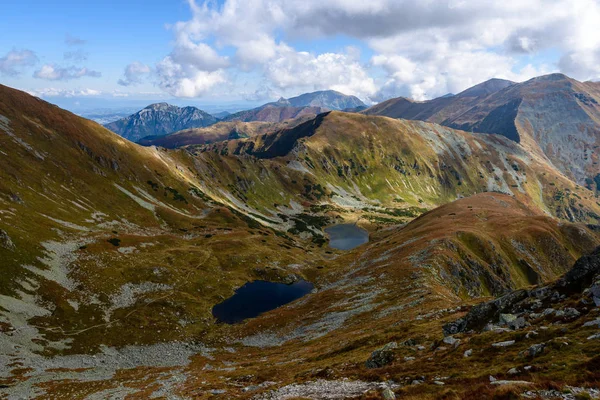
<box><xmin>103</xmin><ymin>102</ymin><xmax>217</xmax><ymax>142</ymax></box>
<box><xmin>194</xmin><ymin>111</ymin><xmax>600</xmax><ymax>226</ymax></box>
<box><xmin>223</xmin><ymin>90</ymin><xmax>366</xmax><ymax>123</ymax></box>
<box><xmin>365</xmin><ymin>74</ymin><xmax>600</xmax><ymax>190</ymax></box>
<box><xmin>2</xmin><ymin>84</ymin><xmax>600</xmax><ymax>399</ymax></box>
<box><xmin>138</xmin><ymin>115</ymin><xmax>314</xmax><ymax>149</ymax></box>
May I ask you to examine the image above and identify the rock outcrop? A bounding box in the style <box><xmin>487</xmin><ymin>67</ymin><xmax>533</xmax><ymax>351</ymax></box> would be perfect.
<box><xmin>444</xmin><ymin>247</ymin><xmax>600</xmax><ymax>336</ymax></box>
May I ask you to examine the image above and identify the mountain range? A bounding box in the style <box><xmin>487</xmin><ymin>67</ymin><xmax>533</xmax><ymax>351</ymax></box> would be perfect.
<box><xmin>2</xmin><ymin>74</ymin><xmax>600</xmax><ymax>399</ymax></box>
<box><xmin>222</xmin><ymin>90</ymin><xmax>366</xmax><ymax>123</ymax></box>
<box><xmin>365</xmin><ymin>73</ymin><xmax>600</xmax><ymax>190</ymax></box>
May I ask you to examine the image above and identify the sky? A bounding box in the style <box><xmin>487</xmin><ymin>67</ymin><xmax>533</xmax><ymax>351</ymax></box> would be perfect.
<box><xmin>1</xmin><ymin>0</ymin><xmax>600</xmax><ymax>112</ymax></box>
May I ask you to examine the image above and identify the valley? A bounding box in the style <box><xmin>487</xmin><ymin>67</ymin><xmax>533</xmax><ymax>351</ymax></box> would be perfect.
<box><xmin>1</xmin><ymin>73</ymin><xmax>600</xmax><ymax>400</ymax></box>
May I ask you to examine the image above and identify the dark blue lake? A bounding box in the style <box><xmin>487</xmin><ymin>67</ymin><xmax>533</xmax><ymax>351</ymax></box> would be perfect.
<box><xmin>325</xmin><ymin>224</ymin><xmax>369</xmax><ymax>250</ymax></box>
<box><xmin>212</xmin><ymin>280</ymin><xmax>314</xmax><ymax>324</ymax></box>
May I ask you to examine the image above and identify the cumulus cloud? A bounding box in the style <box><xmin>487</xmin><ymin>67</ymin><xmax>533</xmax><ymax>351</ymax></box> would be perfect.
<box><xmin>0</xmin><ymin>49</ymin><xmax>38</xmax><ymax>76</ymax></box>
<box><xmin>140</xmin><ymin>0</ymin><xmax>600</xmax><ymax>99</ymax></box>
<box><xmin>156</xmin><ymin>56</ymin><xmax>226</xmax><ymax>97</ymax></box>
<box><xmin>34</xmin><ymin>64</ymin><xmax>101</xmax><ymax>81</ymax></box>
<box><xmin>266</xmin><ymin>46</ymin><xmax>377</xmax><ymax>100</ymax></box>
<box><xmin>118</xmin><ymin>62</ymin><xmax>152</xmax><ymax>86</ymax></box>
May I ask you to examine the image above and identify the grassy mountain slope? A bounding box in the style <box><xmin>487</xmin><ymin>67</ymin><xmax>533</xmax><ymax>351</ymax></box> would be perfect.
<box><xmin>2</xmin><ymin>85</ymin><xmax>600</xmax><ymax>398</ymax></box>
<box><xmin>193</xmin><ymin>111</ymin><xmax>600</xmax><ymax>228</ymax></box>
<box><xmin>365</xmin><ymin>74</ymin><xmax>600</xmax><ymax>190</ymax></box>
<box><xmin>137</xmin><ymin>116</ymin><xmax>313</xmax><ymax>149</ymax></box>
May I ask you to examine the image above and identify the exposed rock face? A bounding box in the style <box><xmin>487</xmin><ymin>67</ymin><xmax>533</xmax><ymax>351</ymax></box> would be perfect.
<box><xmin>104</xmin><ymin>103</ymin><xmax>217</xmax><ymax>142</ymax></box>
<box><xmin>444</xmin><ymin>246</ymin><xmax>600</xmax><ymax>336</ymax></box>
<box><xmin>0</xmin><ymin>229</ymin><xmax>14</xmax><ymax>250</ymax></box>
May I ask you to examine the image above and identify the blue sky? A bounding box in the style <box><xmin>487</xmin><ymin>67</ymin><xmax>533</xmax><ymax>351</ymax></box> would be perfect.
<box><xmin>1</xmin><ymin>0</ymin><xmax>599</xmax><ymax>112</ymax></box>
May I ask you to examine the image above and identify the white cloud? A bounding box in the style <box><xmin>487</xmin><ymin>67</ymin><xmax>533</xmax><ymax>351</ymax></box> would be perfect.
<box><xmin>0</xmin><ymin>49</ymin><xmax>38</xmax><ymax>76</ymax></box>
<box><xmin>156</xmin><ymin>56</ymin><xmax>226</xmax><ymax>97</ymax></box>
<box><xmin>27</xmin><ymin>88</ymin><xmax>102</xmax><ymax>98</ymax></box>
<box><xmin>34</xmin><ymin>65</ymin><xmax>101</xmax><ymax>81</ymax></box>
<box><xmin>118</xmin><ymin>62</ymin><xmax>152</xmax><ymax>86</ymax></box>
<box><xmin>127</xmin><ymin>0</ymin><xmax>600</xmax><ymax>100</ymax></box>
<box><xmin>266</xmin><ymin>46</ymin><xmax>377</xmax><ymax>100</ymax></box>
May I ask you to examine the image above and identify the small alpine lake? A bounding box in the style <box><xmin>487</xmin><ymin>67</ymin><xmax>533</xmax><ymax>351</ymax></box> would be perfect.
<box><xmin>325</xmin><ymin>223</ymin><xmax>369</xmax><ymax>250</ymax></box>
<box><xmin>212</xmin><ymin>280</ymin><xmax>314</xmax><ymax>324</ymax></box>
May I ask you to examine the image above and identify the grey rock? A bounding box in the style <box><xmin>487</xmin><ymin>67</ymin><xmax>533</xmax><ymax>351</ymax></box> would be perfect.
<box><xmin>404</xmin><ymin>356</ymin><xmax>415</xmax><ymax>361</ymax></box>
<box><xmin>562</xmin><ymin>307</ymin><xmax>581</xmax><ymax>320</ymax></box>
<box><xmin>0</xmin><ymin>229</ymin><xmax>14</xmax><ymax>250</ymax></box>
<box><xmin>463</xmin><ymin>349</ymin><xmax>473</xmax><ymax>358</ymax></box>
<box><xmin>492</xmin><ymin>340</ymin><xmax>515</xmax><ymax>348</ymax></box>
<box><xmin>366</xmin><ymin>342</ymin><xmax>397</xmax><ymax>369</ymax></box>
<box><xmin>442</xmin><ymin>336</ymin><xmax>460</xmax><ymax>347</ymax></box>
<box><xmin>491</xmin><ymin>380</ymin><xmax>532</xmax><ymax>386</ymax></box>
<box><xmin>583</xmin><ymin>319</ymin><xmax>600</xmax><ymax>328</ymax></box>
<box><xmin>508</xmin><ymin>317</ymin><xmax>527</xmax><ymax>330</ymax></box>
<box><xmin>525</xmin><ymin>330</ymin><xmax>539</xmax><ymax>339</ymax></box>
<box><xmin>527</xmin><ymin>343</ymin><xmax>546</xmax><ymax>357</ymax></box>
<box><xmin>588</xmin><ymin>333</ymin><xmax>600</xmax><ymax>340</ymax></box>
<box><xmin>542</xmin><ymin>308</ymin><xmax>556</xmax><ymax>316</ymax></box>
<box><xmin>381</xmin><ymin>387</ymin><xmax>396</xmax><ymax>400</ymax></box>
<box><xmin>507</xmin><ymin>367</ymin><xmax>519</xmax><ymax>375</ymax></box>
<box><xmin>499</xmin><ymin>313</ymin><xmax>517</xmax><ymax>325</ymax></box>
<box><xmin>433</xmin><ymin>381</ymin><xmax>445</xmax><ymax>385</ymax></box>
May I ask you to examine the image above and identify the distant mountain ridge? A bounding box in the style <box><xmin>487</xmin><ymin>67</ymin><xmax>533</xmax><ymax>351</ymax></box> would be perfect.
<box><xmin>104</xmin><ymin>103</ymin><xmax>217</xmax><ymax>142</ymax></box>
<box><xmin>365</xmin><ymin>74</ymin><xmax>600</xmax><ymax>189</ymax></box>
<box><xmin>223</xmin><ymin>90</ymin><xmax>366</xmax><ymax>123</ymax></box>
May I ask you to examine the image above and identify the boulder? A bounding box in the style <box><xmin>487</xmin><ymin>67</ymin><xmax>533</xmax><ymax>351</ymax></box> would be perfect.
<box><xmin>442</xmin><ymin>336</ymin><xmax>460</xmax><ymax>347</ymax></box>
<box><xmin>583</xmin><ymin>319</ymin><xmax>600</xmax><ymax>328</ymax></box>
<box><xmin>508</xmin><ymin>317</ymin><xmax>527</xmax><ymax>330</ymax></box>
<box><xmin>492</xmin><ymin>340</ymin><xmax>515</xmax><ymax>348</ymax></box>
<box><xmin>562</xmin><ymin>308</ymin><xmax>581</xmax><ymax>320</ymax></box>
<box><xmin>0</xmin><ymin>229</ymin><xmax>14</xmax><ymax>250</ymax></box>
<box><xmin>499</xmin><ymin>313</ymin><xmax>517</xmax><ymax>325</ymax></box>
<box><xmin>366</xmin><ymin>342</ymin><xmax>397</xmax><ymax>369</ymax></box>
<box><xmin>381</xmin><ymin>388</ymin><xmax>396</xmax><ymax>400</ymax></box>
<box><xmin>588</xmin><ymin>333</ymin><xmax>600</xmax><ymax>340</ymax></box>
<box><xmin>560</xmin><ymin>247</ymin><xmax>600</xmax><ymax>291</ymax></box>
<box><xmin>527</xmin><ymin>343</ymin><xmax>546</xmax><ymax>357</ymax></box>
<box><xmin>463</xmin><ymin>349</ymin><xmax>473</xmax><ymax>358</ymax></box>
